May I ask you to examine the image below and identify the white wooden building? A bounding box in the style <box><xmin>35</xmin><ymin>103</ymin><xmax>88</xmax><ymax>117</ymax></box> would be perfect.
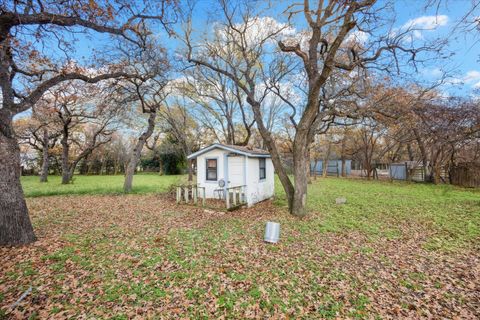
<box><xmin>187</xmin><ymin>144</ymin><xmax>274</xmax><ymax>207</ymax></box>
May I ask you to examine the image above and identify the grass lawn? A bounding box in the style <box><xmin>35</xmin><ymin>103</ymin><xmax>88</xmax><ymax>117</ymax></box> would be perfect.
<box><xmin>21</xmin><ymin>174</ymin><xmax>184</xmax><ymax>197</ymax></box>
<box><xmin>1</xmin><ymin>176</ymin><xmax>479</xmax><ymax>318</ymax></box>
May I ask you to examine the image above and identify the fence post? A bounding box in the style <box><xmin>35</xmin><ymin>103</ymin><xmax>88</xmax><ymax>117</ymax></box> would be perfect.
<box><xmin>176</xmin><ymin>187</ymin><xmax>181</xmax><ymax>203</ymax></box>
<box><xmin>184</xmin><ymin>187</ymin><xmax>189</xmax><ymax>203</ymax></box>
<box><xmin>226</xmin><ymin>189</ymin><xmax>230</xmax><ymax>209</ymax></box>
<box><xmin>193</xmin><ymin>186</ymin><xmax>198</xmax><ymax>204</ymax></box>
<box><xmin>202</xmin><ymin>187</ymin><xmax>206</xmax><ymax>206</ymax></box>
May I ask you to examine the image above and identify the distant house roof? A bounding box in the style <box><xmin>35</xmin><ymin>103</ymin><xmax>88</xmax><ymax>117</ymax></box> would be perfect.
<box><xmin>391</xmin><ymin>161</ymin><xmax>425</xmax><ymax>169</ymax></box>
<box><xmin>187</xmin><ymin>143</ymin><xmax>270</xmax><ymax>160</ymax></box>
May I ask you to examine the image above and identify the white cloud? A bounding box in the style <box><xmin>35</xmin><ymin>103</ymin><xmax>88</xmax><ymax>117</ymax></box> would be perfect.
<box><xmin>403</xmin><ymin>15</ymin><xmax>449</xmax><ymax>30</ymax></box>
<box><xmin>346</xmin><ymin>30</ymin><xmax>369</xmax><ymax>44</ymax></box>
<box><xmin>243</xmin><ymin>16</ymin><xmax>296</xmax><ymax>44</ymax></box>
<box><xmin>215</xmin><ymin>16</ymin><xmax>296</xmax><ymax>47</ymax></box>
<box><xmin>396</xmin><ymin>15</ymin><xmax>449</xmax><ymax>41</ymax></box>
<box><xmin>464</xmin><ymin>70</ymin><xmax>480</xmax><ymax>82</ymax></box>
<box><xmin>421</xmin><ymin>67</ymin><xmax>444</xmax><ymax>78</ymax></box>
<box><xmin>447</xmin><ymin>70</ymin><xmax>480</xmax><ymax>89</ymax></box>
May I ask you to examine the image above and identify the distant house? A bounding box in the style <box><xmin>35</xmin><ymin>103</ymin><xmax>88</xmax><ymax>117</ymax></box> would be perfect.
<box><xmin>389</xmin><ymin>161</ymin><xmax>440</xmax><ymax>182</ymax></box>
<box><xmin>310</xmin><ymin>159</ymin><xmax>352</xmax><ymax>176</ymax></box>
<box><xmin>187</xmin><ymin>144</ymin><xmax>274</xmax><ymax>207</ymax></box>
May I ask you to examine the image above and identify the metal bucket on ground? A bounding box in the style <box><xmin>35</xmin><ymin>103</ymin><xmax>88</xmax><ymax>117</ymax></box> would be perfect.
<box><xmin>264</xmin><ymin>221</ymin><xmax>280</xmax><ymax>243</ymax></box>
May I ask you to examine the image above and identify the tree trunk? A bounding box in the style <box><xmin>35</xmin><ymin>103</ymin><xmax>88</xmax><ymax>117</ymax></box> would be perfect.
<box><xmin>407</xmin><ymin>144</ymin><xmax>414</xmax><ymax>161</ymax></box>
<box><xmin>100</xmin><ymin>158</ymin><xmax>106</xmax><ymax>175</ymax></box>
<box><xmin>187</xmin><ymin>159</ymin><xmax>193</xmax><ymax>181</ymax></box>
<box><xmin>39</xmin><ymin>128</ymin><xmax>49</xmax><ymax>183</ymax></box>
<box><xmin>159</xmin><ymin>160</ymin><xmax>163</xmax><ymax>175</ymax></box>
<box><xmin>61</xmin><ymin>126</ymin><xmax>71</xmax><ymax>184</ymax></box>
<box><xmin>124</xmin><ymin>160</ymin><xmax>136</xmax><ymax>192</ymax></box>
<box><xmin>114</xmin><ymin>160</ymin><xmax>119</xmax><ymax>175</ymax></box>
<box><xmin>248</xmin><ymin>99</ymin><xmax>295</xmax><ymax>212</ymax></box>
<box><xmin>340</xmin><ymin>137</ymin><xmax>347</xmax><ymax>177</ymax></box>
<box><xmin>124</xmin><ymin>111</ymin><xmax>156</xmax><ymax>192</ymax></box>
<box><xmin>432</xmin><ymin>164</ymin><xmax>442</xmax><ymax>184</ymax></box>
<box><xmin>413</xmin><ymin>128</ymin><xmax>430</xmax><ymax>180</ymax></box>
<box><xmin>291</xmin><ymin>141</ymin><xmax>309</xmax><ymax>217</ymax></box>
<box><xmin>322</xmin><ymin>143</ymin><xmax>331</xmax><ymax>178</ymax></box>
<box><xmin>0</xmin><ymin>114</ymin><xmax>36</xmax><ymax>245</ymax></box>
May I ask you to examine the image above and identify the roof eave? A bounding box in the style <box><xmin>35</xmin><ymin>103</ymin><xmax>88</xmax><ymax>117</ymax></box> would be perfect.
<box><xmin>187</xmin><ymin>143</ymin><xmax>271</xmax><ymax>159</ymax></box>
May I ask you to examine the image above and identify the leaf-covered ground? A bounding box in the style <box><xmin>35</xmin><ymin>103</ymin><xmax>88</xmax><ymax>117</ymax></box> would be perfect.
<box><xmin>1</xmin><ymin>178</ymin><xmax>479</xmax><ymax>319</ymax></box>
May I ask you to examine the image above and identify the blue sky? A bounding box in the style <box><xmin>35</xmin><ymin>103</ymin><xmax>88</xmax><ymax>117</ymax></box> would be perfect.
<box><xmin>390</xmin><ymin>0</ymin><xmax>479</xmax><ymax>96</ymax></box>
<box><xmin>187</xmin><ymin>0</ymin><xmax>479</xmax><ymax>97</ymax></box>
<box><xmin>39</xmin><ymin>0</ymin><xmax>480</xmax><ymax>98</ymax></box>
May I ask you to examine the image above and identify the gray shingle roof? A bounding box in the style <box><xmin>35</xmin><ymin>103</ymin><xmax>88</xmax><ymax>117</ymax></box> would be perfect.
<box><xmin>221</xmin><ymin>144</ymin><xmax>270</xmax><ymax>156</ymax></box>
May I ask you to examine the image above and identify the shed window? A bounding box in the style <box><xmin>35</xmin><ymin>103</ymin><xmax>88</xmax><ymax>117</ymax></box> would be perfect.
<box><xmin>206</xmin><ymin>159</ymin><xmax>217</xmax><ymax>181</ymax></box>
<box><xmin>259</xmin><ymin>158</ymin><xmax>266</xmax><ymax>180</ymax></box>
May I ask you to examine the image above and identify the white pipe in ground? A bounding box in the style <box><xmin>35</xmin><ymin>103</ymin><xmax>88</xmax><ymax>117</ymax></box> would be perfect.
<box><xmin>264</xmin><ymin>221</ymin><xmax>280</xmax><ymax>243</ymax></box>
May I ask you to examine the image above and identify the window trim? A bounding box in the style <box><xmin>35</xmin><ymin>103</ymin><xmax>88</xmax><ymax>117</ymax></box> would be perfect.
<box><xmin>206</xmin><ymin>158</ymin><xmax>218</xmax><ymax>181</ymax></box>
<box><xmin>259</xmin><ymin>158</ymin><xmax>266</xmax><ymax>180</ymax></box>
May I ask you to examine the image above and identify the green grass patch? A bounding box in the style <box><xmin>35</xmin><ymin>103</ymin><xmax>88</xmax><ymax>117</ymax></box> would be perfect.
<box><xmin>274</xmin><ymin>177</ymin><xmax>480</xmax><ymax>251</ymax></box>
<box><xmin>21</xmin><ymin>173</ymin><xmax>183</xmax><ymax>197</ymax></box>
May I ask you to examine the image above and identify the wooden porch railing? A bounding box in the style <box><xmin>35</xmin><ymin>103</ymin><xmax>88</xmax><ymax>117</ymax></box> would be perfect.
<box><xmin>176</xmin><ymin>185</ymin><xmax>206</xmax><ymax>206</ymax></box>
<box><xmin>226</xmin><ymin>185</ymin><xmax>247</xmax><ymax>210</ymax></box>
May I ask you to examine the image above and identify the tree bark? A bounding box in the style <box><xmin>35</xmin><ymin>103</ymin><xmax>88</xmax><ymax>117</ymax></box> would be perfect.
<box><xmin>291</xmin><ymin>142</ymin><xmax>310</xmax><ymax>217</ymax></box>
<box><xmin>187</xmin><ymin>159</ymin><xmax>193</xmax><ymax>182</ymax></box>
<box><xmin>0</xmin><ymin>114</ymin><xmax>36</xmax><ymax>245</ymax></box>
<box><xmin>413</xmin><ymin>128</ymin><xmax>429</xmax><ymax>180</ymax></box>
<box><xmin>248</xmin><ymin>99</ymin><xmax>295</xmax><ymax>212</ymax></box>
<box><xmin>61</xmin><ymin>123</ymin><xmax>71</xmax><ymax>184</ymax></box>
<box><xmin>407</xmin><ymin>143</ymin><xmax>414</xmax><ymax>161</ymax></box>
<box><xmin>158</xmin><ymin>160</ymin><xmax>163</xmax><ymax>175</ymax></box>
<box><xmin>322</xmin><ymin>142</ymin><xmax>331</xmax><ymax>178</ymax></box>
<box><xmin>124</xmin><ymin>111</ymin><xmax>156</xmax><ymax>192</ymax></box>
<box><xmin>341</xmin><ymin>137</ymin><xmax>347</xmax><ymax>177</ymax></box>
<box><xmin>39</xmin><ymin>128</ymin><xmax>49</xmax><ymax>182</ymax></box>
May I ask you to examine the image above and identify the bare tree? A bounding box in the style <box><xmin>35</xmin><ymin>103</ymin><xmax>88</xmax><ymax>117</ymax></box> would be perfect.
<box><xmin>157</xmin><ymin>96</ymin><xmax>202</xmax><ymax>181</ymax></box>
<box><xmin>41</xmin><ymin>81</ymin><xmax>121</xmax><ymax>184</ymax></box>
<box><xmin>123</xmin><ymin>48</ymin><xmax>169</xmax><ymax>193</ymax></box>
<box><xmin>181</xmin><ymin>67</ymin><xmax>256</xmax><ymax>146</ymax></box>
<box><xmin>14</xmin><ymin>103</ymin><xmax>61</xmax><ymax>182</ymax></box>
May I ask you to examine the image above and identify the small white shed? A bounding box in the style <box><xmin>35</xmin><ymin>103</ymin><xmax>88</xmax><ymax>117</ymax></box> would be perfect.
<box><xmin>187</xmin><ymin>143</ymin><xmax>274</xmax><ymax>207</ymax></box>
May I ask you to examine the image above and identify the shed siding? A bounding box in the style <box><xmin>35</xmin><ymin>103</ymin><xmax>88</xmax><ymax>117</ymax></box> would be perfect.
<box><xmin>197</xmin><ymin>149</ymin><xmax>226</xmax><ymax>198</ymax></box>
<box><xmin>245</xmin><ymin>157</ymin><xmax>274</xmax><ymax>206</ymax></box>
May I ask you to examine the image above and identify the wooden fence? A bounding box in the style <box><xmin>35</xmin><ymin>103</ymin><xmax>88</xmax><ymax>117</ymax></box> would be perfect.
<box><xmin>176</xmin><ymin>185</ymin><xmax>206</xmax><ymax>206</ymax></box>
<box><xmin>175</xmin><ymin>185</ymin><xmax>248</xmax><ymax>210</ymax></box>
<box><xmin>450</xmin><ymin>164</ymin><xmax>480</xmax><ymax>188</ymax></box>
<box><xmin>226</xmin><ymin>185</ymin><xmax>247</xmax><ymax>210</ymax></box>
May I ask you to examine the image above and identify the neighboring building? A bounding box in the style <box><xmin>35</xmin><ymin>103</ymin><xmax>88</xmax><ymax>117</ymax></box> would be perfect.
<box><xmin>389</xmin><ymin>161</ymin><xmax>432</xmax><ymax>182</ymax></box>
<box><xmin>187</xmin><ymin>144</ymin><xmax>274</xmax><ymax>207</ymax></box>
<box><xmin>310</xmin><ymin>159</ymin><xmax>352</xmax><ymax>176</ymax></box>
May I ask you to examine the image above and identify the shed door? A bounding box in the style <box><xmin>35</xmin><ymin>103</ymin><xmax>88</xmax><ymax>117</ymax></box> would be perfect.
<box><xmin>227</xmin><ymin>155</ymin><xmax>244</xmax><ymax>187</ymax></box>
